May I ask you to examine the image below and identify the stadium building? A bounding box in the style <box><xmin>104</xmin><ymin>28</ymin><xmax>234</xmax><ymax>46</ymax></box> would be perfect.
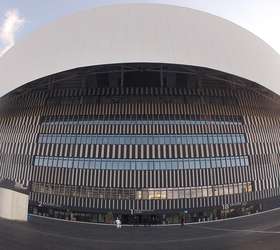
<box><xmin>0</xmin><ymin>4</ymin><xmax>280</xmax><ymax>224</ymax></box>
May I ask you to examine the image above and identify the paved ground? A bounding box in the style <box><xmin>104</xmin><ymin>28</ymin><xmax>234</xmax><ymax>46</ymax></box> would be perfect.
<box><xmin>2</xmin><ymin>210</ymin><xmax>280</xmax><ymax>250</ymax></box>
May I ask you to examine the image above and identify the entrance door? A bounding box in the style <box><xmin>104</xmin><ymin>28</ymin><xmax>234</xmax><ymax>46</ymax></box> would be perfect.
<box><xmin>121</xmin><ymin>213</ymin><xmax>163</xmax><ymax>225</ymax></box>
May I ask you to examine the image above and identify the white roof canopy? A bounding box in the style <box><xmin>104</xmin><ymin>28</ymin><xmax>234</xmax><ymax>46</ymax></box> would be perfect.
<box><xmin>0</xmin><ymin>4</ymin><xmax>280</xmax><ymax>96</ymax></box>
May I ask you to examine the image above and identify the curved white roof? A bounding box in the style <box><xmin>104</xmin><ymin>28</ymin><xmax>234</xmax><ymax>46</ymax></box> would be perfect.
<box><xmin>0</xmin><ymin>3</ymin><xmax>280</xmax><ymax>97</ymax></box>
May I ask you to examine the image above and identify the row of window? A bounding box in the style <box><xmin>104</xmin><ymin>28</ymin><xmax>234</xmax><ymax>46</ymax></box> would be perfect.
<box><xmin>47</xmin><ymin>95</ymin><xmax>238</xmax><ymax>106</ymax></box>
<box><xmin>37</xmin><ymin>133</ymin><xmax>246</xmax><ymax>145</ymax></box>
<box><xmin>41</xmin><ymin>115</ymin><xmax>243</xmax><ymax>126</ymax></box>
<box><xmin>34</xmin><ymin>156</ymin><xmax>249</xmax><ymax>170</ymax></box>
<box><xmin>32</xmin><ymin>182</ymin><xmax>253</xmax><ymax>200</ymax></box>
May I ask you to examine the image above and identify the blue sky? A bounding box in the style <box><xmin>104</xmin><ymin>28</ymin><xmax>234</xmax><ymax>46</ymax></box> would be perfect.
<box><xmin>0</xmin><ymin>0</ymin><xmax>280</xmax><ymax>56</ymax></box>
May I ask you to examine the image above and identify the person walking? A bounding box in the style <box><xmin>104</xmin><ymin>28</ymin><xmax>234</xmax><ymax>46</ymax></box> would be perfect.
<box><xmin>116</xmin><ymin>217</ymin><xmax>122</xmax><ymax>229</ymax></box>
<box><xmin>181</xmin><ymin>217</ymin><xmax>184</xmax><ymax>227</ymax></box>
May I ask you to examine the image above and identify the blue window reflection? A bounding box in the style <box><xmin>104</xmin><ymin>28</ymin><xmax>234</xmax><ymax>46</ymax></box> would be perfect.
<box><xmin>38</xmin><ymin>133</ymin><xmax>246</xmax><ymax>145</ymax></box>
<box><xmin>33</xmin><ymin>156</ymin><xmax>249</xmax><ymax>170</ymax></box>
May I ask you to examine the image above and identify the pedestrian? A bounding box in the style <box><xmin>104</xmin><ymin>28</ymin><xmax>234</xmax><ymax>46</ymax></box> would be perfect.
<box><xmin>181</xmin><ymin>217</ymin><xmax>184</xmax><ymax>226</ymax></box>
<box><xmin>116</xmin><ymin>217</ymin><xmax>122</xmax><ymax>229</ymax></box>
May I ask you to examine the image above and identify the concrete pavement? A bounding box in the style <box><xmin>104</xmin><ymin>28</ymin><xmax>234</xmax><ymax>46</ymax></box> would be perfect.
<box><xmin>1</xmin><ymin>209</ymin><xmax>280</xmax><ymax>250</ymax></box>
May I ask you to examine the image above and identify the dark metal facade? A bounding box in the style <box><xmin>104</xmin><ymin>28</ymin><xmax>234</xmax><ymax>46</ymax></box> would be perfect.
<box><xmin>0</xmin><ymin>63</ymin><xmax>280</xmax><ymax>216</ymax></box>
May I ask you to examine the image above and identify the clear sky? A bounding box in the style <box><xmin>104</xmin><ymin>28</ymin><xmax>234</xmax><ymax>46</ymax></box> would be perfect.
<box><xmin>0</xmin><ymin>0</ymin><xmax>280</xmax><ymax>56</ymax></box>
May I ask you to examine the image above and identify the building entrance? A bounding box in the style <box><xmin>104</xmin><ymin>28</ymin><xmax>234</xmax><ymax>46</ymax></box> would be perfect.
<box><xmin>120</xmin><ymin>213</ymin><xmax>163</xmax><ymax>225</ymax></box>
<box><xmin>29</xmin><ymin>201</ymin><xmax>263</xmax><ymax>225</ymax></box>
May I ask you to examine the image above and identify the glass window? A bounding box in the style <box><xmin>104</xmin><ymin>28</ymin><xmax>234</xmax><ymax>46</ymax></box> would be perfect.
<box><xmin>185</xmin><ymin>188</ymin><xmax>191</xmax><ymax>198</ymax></box>
<box><xmin>231</xmin><ymin>157</ymin><xmax>237</xmax><ymax>167</ymax></box>
<box><xmin>80</xmin><ymin>136</ymin><xmax>87</xmax><ymax>144</ymax></box>
<box><xmin>202</xmin><ymin>187</ymin><xmax>208</xmax><ymax>197</ymax></box>
<box><xmin>135</xmin><ymin>190</ymin><xmax>142</xmax><ymax>199</ymax></box>
<box><xmin>195</xmin><ymin>159</ymin><xmax>200</xmax><ymax>169</ymax></box>
<box><xmin>38</xmin><ymin>136</ymin><xmax>43</xmax><ymax>143</ymax></box>
<box><xmin>178</xmin><ymin>189</ymin><xmax>185</xmax><ymax>198</ymax></box>
<box><xmin>40</xmin><ymin>157</ymin><xmax>46</xmax><ymax>167</ymax></box>
<box><xmin>46</xmin><ymin>135</ymin><xmax>52</xmax><ymax>144</ymax></box>
<box><xmin>57</xmin><ymin>158</ymin><xmax>63</xmax><ymax>168</ymax></box>
<box><xmin>235</xmin><ymin>157</ymin><xmax>241</xmax><ymax>167</ymax></box>
<box><xmin>224</xmin><ymin>185</ymin><xmax>229</xmax><ymax>195</ymax></box>
<box><xmin>208</xmin><ymin>187</ymin><xmax>213</xmax><ymax>197</ymax></box>
<box><xmin>212</xmin><ymin>135</ymin><xmax>218</xmax><ymax>144</ymax></box>
<box><xmin>207</xmin><ymin>135</ymin><xmax>212</xmax><ymax>144</ymax></box>
<box><xmin>65</xmin><ymin>136</ymin><xmax>71</xmax><ymax>144</ymax></box>
<box><xmin>247</xmin><ymin>182</ymin><xmax>253</xmax><ymax>192</ymax></box>
<box><xmin>172</xmin><ymin>189</ymin><xmax>179</xmax><ymax>199</ymax></box>
<box><xmin>227</xmin><ymin>135</ymin><xmax>232</xmax><ymax>144</ymax></box>
<box><xmin>183</xmin><ymin>159</ymin><xmax>189</xmax><ymax>169</ymax></box>
<box><xmin>55</xmin><ymin>135</ymin><xmax>61</xmax><ymax>144</ymax></box>
<box><xmin>62</xmin><ymin>158</ymin><xmax>68</xmax><ymax>168</ymax></box>
<box><xmin>200</xmin><ymin>159</ymin><xmax>206</xmax><ymax>169</ymax></box>
<box><xmin>226</xmin><ymin>158</ymin><xmax>231</xmax><ymax>167</ymax></box>
<box><xmin>61</xmin><ymin>135</ymin><xmax>66</xmax><ymax>144</ymax></box>
<box><xmin>192</xmin><ymin>136</ymin><xmax>198</xmax><ymax>144</ymax></box>
<box><xmin>228</xmin><ymin>184</ymin><xmax>234</xmax><ymax>194</ymax></box>
<box><xmin>52</xmin><ymin>157</ymin><xmax>58</xmax><ymax>168</ymax></box>
<box><xmin>70</xmin><ymin>135</ymin><xmax>76</xmax><ymax>144</ymax></box>
<box><xmin>68</xmin><ymin>158</ymin><xmax>74</xmax><ymax>168</ymax></box>
<box><xmin>86</xmin><ymin>135</ymin><xmax>93</xmax><ymax>144</ymax></box>
<box><xmin>78</xmin><ymin>159</ymin><xmax>84</xmax><ymax>169</ymax></box>
<box><xmin>161</xmin><ymin>190</ymin><xmax>167</xmax><ymax>199</ymax></box>
<box><xmin>153</xmin><ymin>190</ymin><xmax>161</xmax><ymax>199</ymax></box>
<box><xmin>38</xmin><ymin>157</ymin><xmax>43</xmax><ymax>167</ymax></box>
<box><xmin>142</xmin><ymin>190</ymin><xmax>149</xmax><ymax>199</ymax></box>
<box><xmin>218</xmin><ymin>185</ymin><xmax>224</xmax><ymax>196</ymax></box>
<box><xmin>189</xmin><ymin>160</ymin><xmax>195</xmax><ymax>169</ymax></box>
<box><xmin>217</xmin><ymin>135</ymin><xmax>223</xmax><ymax>144</ymax></box>
<box><xmin>205</xmin><ymin>159</ymin><xmax>211</xmax><ymax>168</ymax></box>
<box><xmin>91</xmin><ymin>159</ymin><xmax>97</xmax><ymax>169</ymax></box>
<box><xmin>221</xmin><ymin>158</ymin><xmax>227</xmax><ymax>168</ymax></box>
<box><xmin>238</xmin><ymin>183</ymin><xmax>243</xmax><ymax>194</ymax></box>
<box><xmin>84</xmin><ymin>159</ymin><xmax>90</xmax><ymax>169</ymax></box>
<box><xmin>38</xmin><ymin>132</ymin><xmax>247</xmax><ymax>145</ymax></box>
<box><xmin>240</xmin><ymin>157</ymin><xmax>245</xmax><ymax>166</ymax></box>
<box><xmin>177</xmin><ymin>160</ymin><xmax>184</xmax><ymax>169</ymax></box>
<box><xmin>197</xmin><ymin>135</ymin><xmax>203</xmax><ymax>144</ymax></box>
<box><xmin>34</xmin><ymin>157</ymin><xmax>39</xmax><ymax>166</ymax></box>
<box><xmin>72</xmin><ymin>159</ymin><xmax>78</xmax><ymax>168</ymax></box>
<box><xmin>33</xmin><ymin>156</ymin><xmax>249</xmax><ymax>170</ymax></box>
<box><xmin>190</xmin><ymin>188</ymin><xmax>197</xmax><ymax>198</ymax></box>
<box><xmin>213</xmin><ymin>186</ymin><xmax>219</xmax><ymax>196</ymax></box>
<box><xmin>244</xmin><ymin>156</ymin><xmax>249</xmax><ymax>166</ymax></box>
<box><xmin>196</xmin><ymin>188</ymin><xmax>202</xmax><ymax>198</ymax></box>
<box><xmin>154</xmin><ymin>160</ymin><xmax>160</xmax><ymax>170</ymax></box>
<box><xmin>167</xmin><ymin>189</ymin><xmax>173</xmax><ymax>199</ymax></box>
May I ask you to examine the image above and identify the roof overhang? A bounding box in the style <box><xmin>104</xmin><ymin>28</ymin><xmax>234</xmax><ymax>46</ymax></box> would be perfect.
<box><xmin>0</xmin><ymin>4</ymin><xmax>279</xmax><ymax>97</ymax></box>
